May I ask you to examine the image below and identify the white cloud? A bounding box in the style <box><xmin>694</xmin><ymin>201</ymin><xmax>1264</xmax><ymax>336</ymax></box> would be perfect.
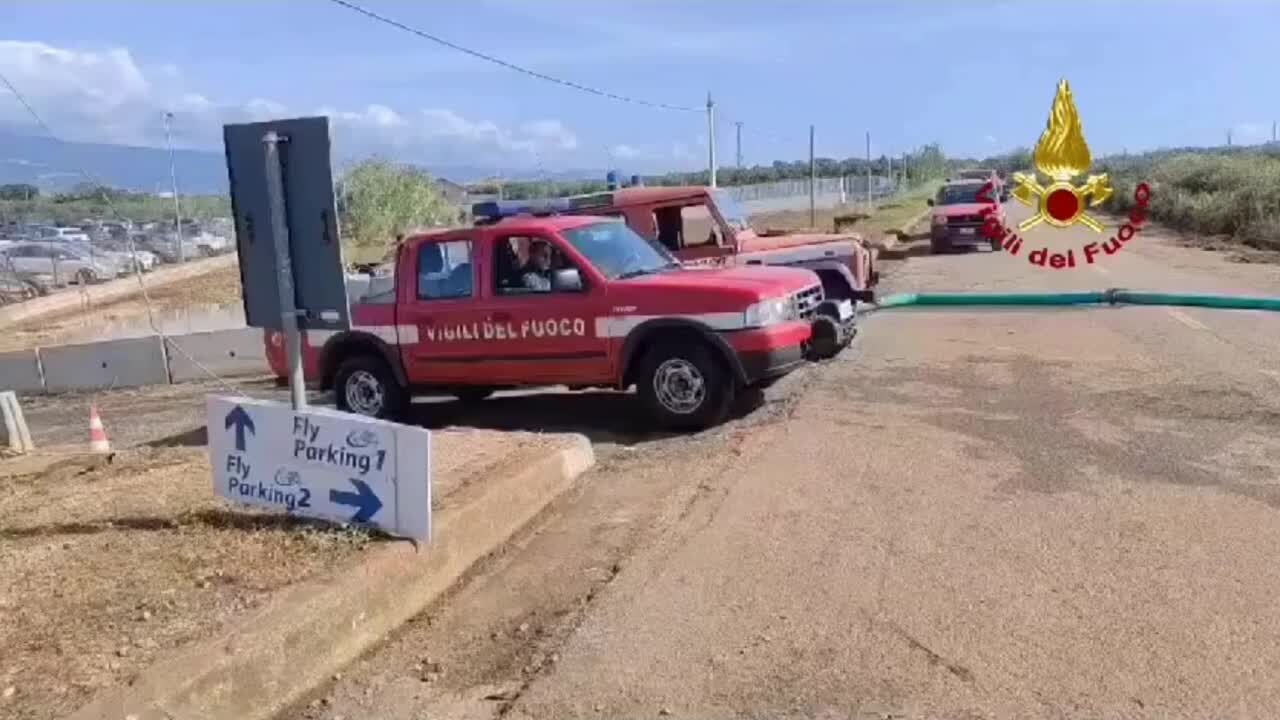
<box><xmin>611</xmin><ymin>144</ymin><xmax>640</xmax><ymax>159</ymax></box>
<box><xmin>0</xmin><ymin>40</ymin><xmax>581</xmax><ymax>167</ymax></box>
<box><xmin>984</xmin><ymin>134</ymin><xmax>997</xmax><ymax>144</ymax></box>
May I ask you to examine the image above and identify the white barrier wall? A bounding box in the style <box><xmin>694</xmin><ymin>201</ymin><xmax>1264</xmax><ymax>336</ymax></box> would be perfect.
<box><xmin>40</xmin><ymin>336</ymin><xmax>171</xmax><ymax>392</ymax></box>
<box><xmin>0</xmin><ymin>349</ymin><xmax>44</xmax><ymax>394</ymax></box>
<box><xmin>166</xmin><ymin>328</ymin><xmax>268</xmax><ymax>382</ymax></box>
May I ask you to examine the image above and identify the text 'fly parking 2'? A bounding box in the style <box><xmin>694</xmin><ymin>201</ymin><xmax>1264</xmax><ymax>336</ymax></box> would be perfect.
<box><xmin>208</xmin><ymin>395</ymin><xmax>431</xmax><ymax>540</ymax></box>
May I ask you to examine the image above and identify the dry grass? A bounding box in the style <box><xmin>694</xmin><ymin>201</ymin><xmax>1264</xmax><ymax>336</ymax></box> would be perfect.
<box><xmin>0</xmin><ymin>447</ymin><xmax>373</xmax><ymax>720</ymax></box>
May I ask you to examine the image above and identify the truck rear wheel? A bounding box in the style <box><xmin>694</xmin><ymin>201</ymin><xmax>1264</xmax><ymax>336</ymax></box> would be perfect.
<box><xmin>637</xmin><ymin>341</ymin><xmax>734</xmax><ymax>431</ymax></box>
<box><xmin>334</xmin><ymin>355</ymin><xmax>406</xmax><ymax>421</ymax></box>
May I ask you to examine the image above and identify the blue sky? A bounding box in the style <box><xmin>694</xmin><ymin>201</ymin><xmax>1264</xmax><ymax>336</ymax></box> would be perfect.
<box><xmin>2</xmin><ymin>0</ymin><xmax>1278</xmax><ymax>174</ymax></box>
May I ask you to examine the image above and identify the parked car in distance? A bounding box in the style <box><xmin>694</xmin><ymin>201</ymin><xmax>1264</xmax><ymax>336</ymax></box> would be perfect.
<box><xmin>265</xmin><ymin>214</ymin><xmax>823</xmax><ymax>430</ymax></box>
<box><xmin>926</xmin><ymin>179</ymin><xmax>1006</xmax><ymax>254</ymax></box>
<box><xmin>31</xmin><ymin>225</ymin><xmax>93</xmax><ymax>244</ymax></box>
<box><xmin>0</xmin><ymin>241</ymin><xmax>119</xmax><ymax>285</ymax></box>
<box><xmin>65</xmin><ymin>241</ymin><xmax>157</xmax><ymax>273</ymax></box>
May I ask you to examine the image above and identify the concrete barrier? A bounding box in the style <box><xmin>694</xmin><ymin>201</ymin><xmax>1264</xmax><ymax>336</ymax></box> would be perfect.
<box><xmin>40</xmin><ymin>336</ymin><xmax>170</xmax><ymax>393</ymax></box>
<box><xmin>0</xmin><ymin>348</ymin><xmax>44</xmax><ymax>393</ymax></box>
<box><xmin>166</xmin><ymin>328</ymin><xmax>269</xmax><ymax>382</ymax></box>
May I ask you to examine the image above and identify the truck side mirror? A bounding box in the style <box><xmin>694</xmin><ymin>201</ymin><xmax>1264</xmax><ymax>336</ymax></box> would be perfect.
<box><xmin>551</xmin><ymin>268</ymin><xmax>583</xmax><ymax>292</ymax></box>
<box><xmin>926</xmin><ymin>198</ymin><xmax>934</xmax><ymax>206</ymax></box>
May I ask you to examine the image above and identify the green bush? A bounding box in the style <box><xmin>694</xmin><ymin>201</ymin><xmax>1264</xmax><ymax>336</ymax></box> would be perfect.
<box><xmin>1100</xmin><ymin>148</ymin><xmax>1280</xmax><ymax>250</ymax></box>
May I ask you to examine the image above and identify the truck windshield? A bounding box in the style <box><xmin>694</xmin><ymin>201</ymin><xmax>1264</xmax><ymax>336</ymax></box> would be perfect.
<box><xmin>561</xmin><ymin>220</ymin><xmax>679</xmax><ymax>280</ymax></box>
<box><xmin>937</xmin><ymin>185</ymin><xmax>986</xmax><ymax>205</ymax></box>
<box><xmin>711</xmin><ymin>189</ymin><xmax>750</xmax><ymax>231</ymax></box>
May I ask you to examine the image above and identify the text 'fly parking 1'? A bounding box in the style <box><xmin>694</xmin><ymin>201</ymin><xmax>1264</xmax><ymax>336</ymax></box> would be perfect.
<box><xmin>207</xmin><ymin>395</ymin><xmax>432</xmax><ymax>540</ymax></box>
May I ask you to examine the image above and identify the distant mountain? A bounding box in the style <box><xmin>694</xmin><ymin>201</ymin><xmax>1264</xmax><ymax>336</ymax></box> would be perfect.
<box><xmin>0</xmin><ymin>130</ymin><xmax>609</xmax><ymax>195</ymax></box>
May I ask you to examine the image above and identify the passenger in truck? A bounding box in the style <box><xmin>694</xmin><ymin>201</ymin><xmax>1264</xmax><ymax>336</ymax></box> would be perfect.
<box><xmin>520</xmin><ymin>239</ymin><xmax>553</xmax><ymax>291</ymax></box>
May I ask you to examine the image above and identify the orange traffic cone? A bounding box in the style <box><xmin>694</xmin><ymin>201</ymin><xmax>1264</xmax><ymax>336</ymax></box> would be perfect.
<box><xmin>89</xmin><ymin>404</ymin><xmax>111</xmax><ymax>454</ymax></box>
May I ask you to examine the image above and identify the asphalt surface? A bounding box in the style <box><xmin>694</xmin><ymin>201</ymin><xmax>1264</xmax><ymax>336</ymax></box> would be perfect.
<box><xmin>276</xmin><ymin>204</ymin><xmax>1280</xmax><ymax>720</ymax></box>
<box><xmin>15</xmin><ymin>203</ymin><xmax>1280</xmax><ymax>718</ymax></box>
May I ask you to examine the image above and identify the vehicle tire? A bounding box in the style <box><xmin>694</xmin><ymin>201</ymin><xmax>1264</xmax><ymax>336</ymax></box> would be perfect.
<box><xmin>334</xmin><ymin>355</ymin><xmax>406</xmax><ymax>421</ymax></box>
<box><xmin>806</xmin><ymin>316</ymin><xmax>842</xmax><ymax>361</ymax></box>
<box><xmin>75</xmin><ymin>268</ymin><xmax>96</xmax><ymax>285</ymax></box>
<box><xmin>636</xmin><ymin>341</ymin><xmax>734</xmax><ymax>432</ymax></box>
<box><xmin>990</xmin><ymin>238</ymin><xmax>1003</xmax><ymax>252</ymax></box>
<box><xmin>454</xmin><ymin>387</ymin><xmax>494</xmax><ymax>403</ymax></box>
<box><xmin>930</xmin><ymin>238</ymin><xmax>949</xmax><ymax>255</ymax></box>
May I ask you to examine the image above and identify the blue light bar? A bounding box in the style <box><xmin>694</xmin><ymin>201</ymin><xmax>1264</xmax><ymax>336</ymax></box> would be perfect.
<box><xmin>471</xmin><ymin>198</ymin><xmax>572</xmax><ymax>219</ymax></box>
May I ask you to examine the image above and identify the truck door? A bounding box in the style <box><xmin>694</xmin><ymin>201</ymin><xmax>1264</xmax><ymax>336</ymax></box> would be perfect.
<box><xmin>477</xmin><ymin>232</ymin><xmax>612</xmax><ymax>385</ymax></box>
<box><xmin>397</xmin><ymin>235</ymin><xmax>491</xmax><ymax>384</ymax></box>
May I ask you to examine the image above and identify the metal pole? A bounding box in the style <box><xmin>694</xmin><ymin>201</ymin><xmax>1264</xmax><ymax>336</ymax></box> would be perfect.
<box><xmin>735</xmin><ymin>121</ymin><xmax>743</xmax><ymax>168</ymax></box>
<box><xmin>164</xmin><ymin>112</ymin><xmax>186</xmax><ymax>263</ymax></box>
<box><xmin>808</xmin><ymin>124</ymin><xmax>816</xmax><ymax>228</ymax></box>
<box><xmin>865</xmin><ymin>131</ymin><xmax>872</xmax><ymax>208</ymax></box>
<box><xmin>263</xmin><ymin>131</ymin><xmax>307</xmax><ymax>410</ymax></box>
<box><xmin>1273</xmin><ymin>121</ymin><xmax>1277</xmax><ymax>143</ymax></box>
<box><xmin>707</xmin><ymin>92</ymin><xmax>717</xmax><ymax>188</ymax></box>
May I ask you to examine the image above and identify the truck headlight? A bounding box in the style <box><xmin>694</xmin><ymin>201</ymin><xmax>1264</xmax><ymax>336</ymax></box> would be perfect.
<box><xmin>744</xmin><ymin>295</ymin><xmax>797</xmax><ymax>328</ymax></box>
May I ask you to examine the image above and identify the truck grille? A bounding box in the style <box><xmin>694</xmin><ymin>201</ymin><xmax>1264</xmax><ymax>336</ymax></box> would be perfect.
<box><xmin>794</xmin><ymin>284</ymin><xmax>823</xmax><ymax>320</ymax></box>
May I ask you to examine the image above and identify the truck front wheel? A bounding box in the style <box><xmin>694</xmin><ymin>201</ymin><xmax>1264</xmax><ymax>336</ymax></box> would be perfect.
<box><xmin>334</xmin><ymin>355</ymin><xmax>406</xmax><ymax>420</ymax></box>
<box><xmin>637</xmin><ymin>342</ymin><xmax>734</xmax><ymax>431</ymax></box>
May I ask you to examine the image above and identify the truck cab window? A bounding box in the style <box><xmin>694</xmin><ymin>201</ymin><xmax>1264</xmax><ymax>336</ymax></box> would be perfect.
<box><xmin>681</xmin><ymin>204</ymin><xmax>720</xmax><ymax>247</ymax></box>
<box><xmin>653</xmin><ymin>204</ymin><xmax>720</xmax><ymax>250</ymax></box>
<box><xmin>495</xmin><ymin>236</ymin><xmax>582</xmax><ymax>295</ymax></box>
<box><xmin>417</xmin><ymin>239</ymin><xmax>473</xmax><ymax>300</ymax></box>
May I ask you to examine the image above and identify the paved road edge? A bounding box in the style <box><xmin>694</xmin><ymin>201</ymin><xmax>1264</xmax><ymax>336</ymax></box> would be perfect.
<box><xmin>64</xmin><ymin>435</ymin><xmax>596</xmax><ymax>720</ymax></box>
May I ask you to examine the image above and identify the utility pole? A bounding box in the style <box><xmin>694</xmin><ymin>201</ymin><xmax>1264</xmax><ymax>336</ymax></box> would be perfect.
<box><xmin>1227</xmin><ymin>129</ymin><xmax>1233</xmax><ymax>147</ymax></box>
<box><xmin>809</xmin><ymin>124</ymin><xmax>816</xmax><ymax>228</ymax></box>
<box><xmin>163</xmin><ymin>112</ymin><xmax>186</xmax><ymax>263</ymax></box>
<box><xmin>865</xmin><ymin>131</ymin><xmax>872</xmax><ymax>208</ymax></box>
<box><xmin>706</xmin><ymin>92</ymin><xmax>717</xmax><ymax>188</ymax></box>
<box><xmin>1273</xmin><ymin>120</ymin><xmax>1277</xmax><ymax>143</ymax></box>
<box><xmin>735</xmin><ymin>121</ymin><xmax>744</xmax><ymax>168</ymax></box>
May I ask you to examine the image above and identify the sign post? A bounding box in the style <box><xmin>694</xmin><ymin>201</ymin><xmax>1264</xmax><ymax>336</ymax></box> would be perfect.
<box><xmin>262</xmin><ymin>131</ymin><xmax>307</xmax><ymax>410</ymax></box>
<box><xmin>218</xmin><ymin>117</ymin><xmax>432</xmax><ymax>540</ymax></box>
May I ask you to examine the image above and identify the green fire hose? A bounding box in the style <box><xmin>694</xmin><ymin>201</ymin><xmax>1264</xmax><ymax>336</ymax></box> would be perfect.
<box><xmin>872</xmin><ymin>290</ymin><xmax>1280</xmax><ymax>313</ymax></box>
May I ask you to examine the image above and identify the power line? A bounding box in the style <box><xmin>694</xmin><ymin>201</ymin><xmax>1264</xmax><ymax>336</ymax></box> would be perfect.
<box><xmin>323</xmin><ymin>0</ymin><xmax>700</xmax><ymax>113</ymax></box>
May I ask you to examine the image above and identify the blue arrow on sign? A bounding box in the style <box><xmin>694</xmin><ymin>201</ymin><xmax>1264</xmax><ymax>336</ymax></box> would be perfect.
<box><xmin>224</xmin><ymin>405</ymin><xmax>256</xmax><ymax>452</ymax></box>
<box><xmin>330</xmin><ymin>478</ymin><xmax>383</xmax><ymax>523</ymax></box>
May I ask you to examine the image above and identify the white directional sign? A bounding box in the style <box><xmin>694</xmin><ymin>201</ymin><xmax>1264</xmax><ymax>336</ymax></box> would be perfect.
<box><xmin>207</xmin><ymin>395</ymin><xmax>431</xmax><ymax>540</ymax></box>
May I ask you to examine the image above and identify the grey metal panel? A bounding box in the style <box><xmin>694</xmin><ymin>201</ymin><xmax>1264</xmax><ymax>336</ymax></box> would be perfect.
<box><xmin>223</xmin><ymin>116</ymin><xmax>350</xmax><ymax>331</ymax></box>
<box><xmin>0</xmin><ymin>349</ymin><xmax>44</xmax><ymax>394</ymax></box>
<box><xmin>167</xmin><ymin>328</ymin><xmax>269</xmax><ymax>382</ymax></box>
<box><xmin>40</xmin><ymin>336</ymin><xmax>170</xmax><ymax>392</ymax></box>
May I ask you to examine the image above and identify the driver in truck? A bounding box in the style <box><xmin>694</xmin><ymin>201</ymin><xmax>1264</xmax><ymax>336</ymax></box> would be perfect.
<box><xmin>521</xmin><ymin>239</ymin><xmax>553</xmax><ymax>291</ymax></box>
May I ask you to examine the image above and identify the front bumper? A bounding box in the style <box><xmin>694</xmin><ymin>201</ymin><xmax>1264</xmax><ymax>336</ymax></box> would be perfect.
<box><xmin>933</xmin><ymin>226</ymin><xmax>989</xmax><ymax>246</ymax></box>
<box><xmin>739</xmin><ymin>345</ymin><xmax>806</xmax><ymax>384</ymax></box>
<box><xmin>724</xmin><ymin>320</ymin><xmax>810</xmax><ymax>384</ymax></box>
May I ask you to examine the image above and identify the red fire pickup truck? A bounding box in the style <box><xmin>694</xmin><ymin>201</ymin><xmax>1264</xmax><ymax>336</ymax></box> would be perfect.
<box><xmin>266</xmin><ymin>215</ymin><xmax>823</xmax><ymax>430</ymax></box>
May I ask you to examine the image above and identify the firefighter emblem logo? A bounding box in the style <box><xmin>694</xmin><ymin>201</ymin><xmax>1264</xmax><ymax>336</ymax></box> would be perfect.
<box><xmin>1011</xmin><ymin>79</ymin><xmax>1114</xmax><ymax>233</ymax></box>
